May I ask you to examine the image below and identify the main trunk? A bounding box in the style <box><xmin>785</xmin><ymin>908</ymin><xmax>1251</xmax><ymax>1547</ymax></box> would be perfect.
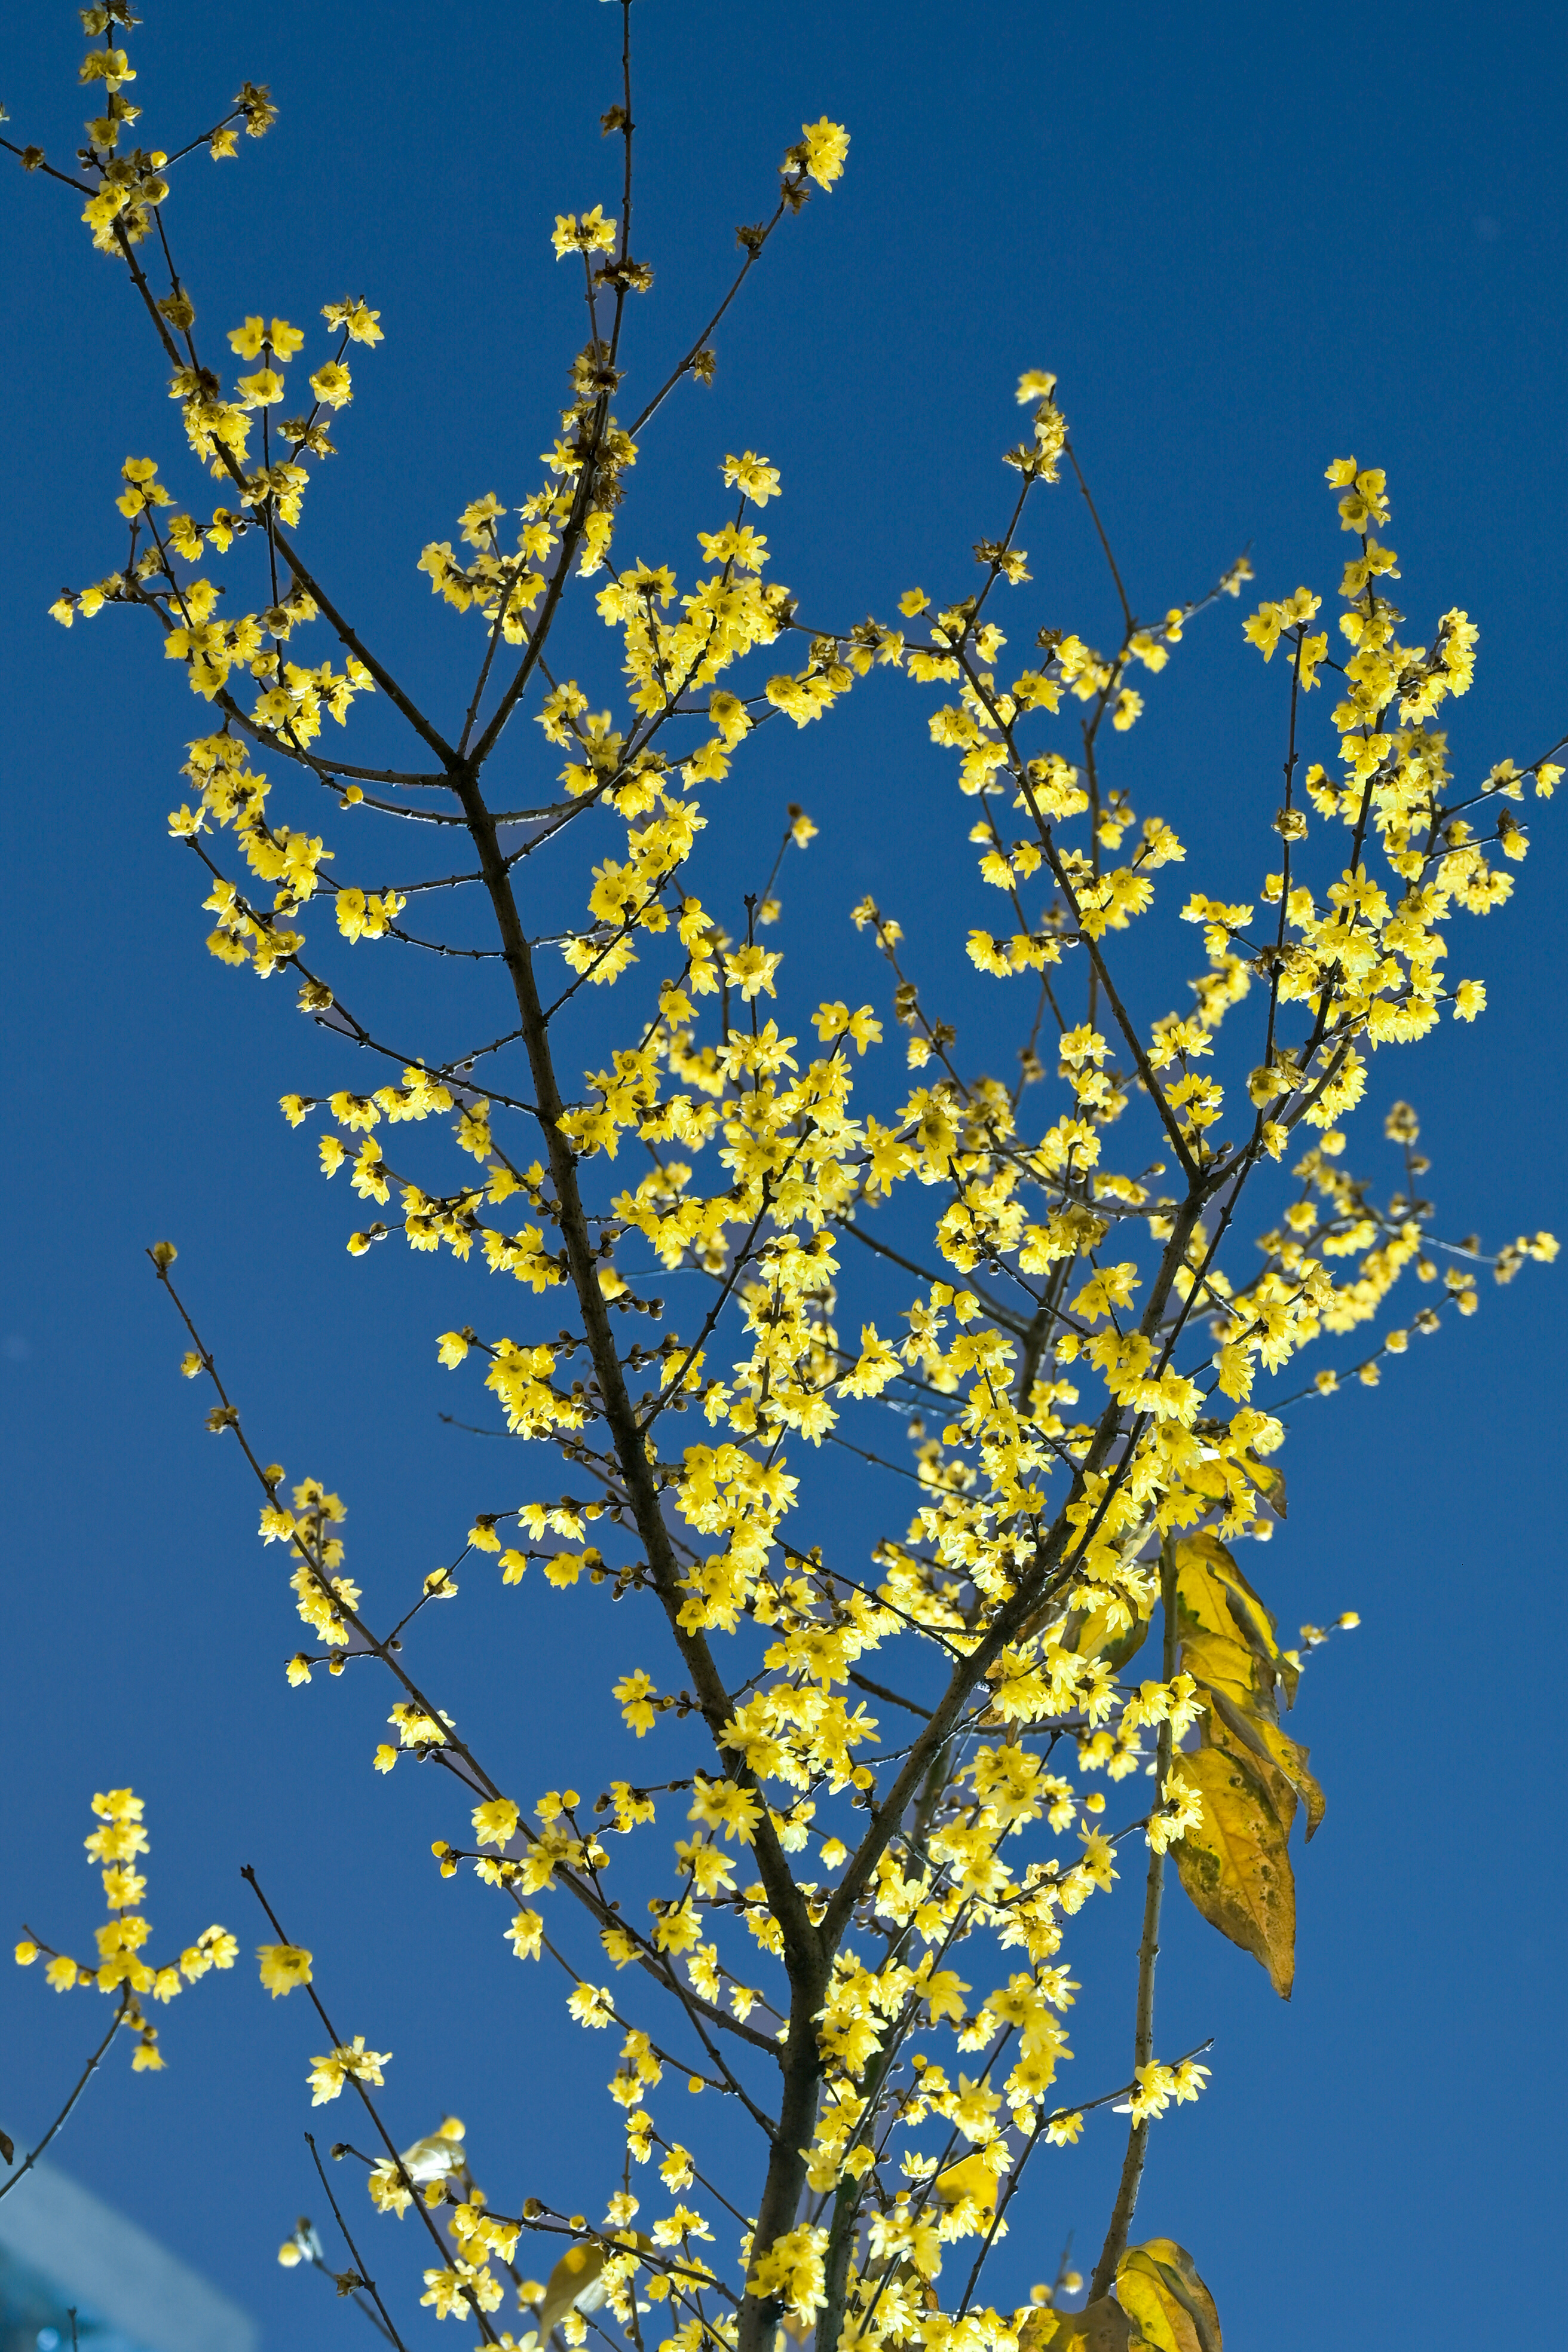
<box><xmin>737</xmin><ymin>1965</ymin><xmax>828</xmax><ymax>2352</ymax></box>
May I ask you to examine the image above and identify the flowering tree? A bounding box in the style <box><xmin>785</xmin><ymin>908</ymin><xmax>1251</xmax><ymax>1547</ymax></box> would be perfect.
<box><xmin>3</xmin><ymin>7</ymin><xmax>1560</xmax><ymax>2351</ymax></box>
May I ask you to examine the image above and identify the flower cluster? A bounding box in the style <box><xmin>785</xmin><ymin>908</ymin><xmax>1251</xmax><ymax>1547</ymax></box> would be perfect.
<box><xmin>14</xmin><ymin>1790</ymin><xmax>235</xmax><ymax>2074</ymax></box>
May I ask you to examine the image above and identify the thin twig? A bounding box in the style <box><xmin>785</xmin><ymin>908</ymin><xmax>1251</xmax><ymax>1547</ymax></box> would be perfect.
<box><xmin>304</xmin><ymin>2131</ymin><xmax>410</xmax><ymax>2348</ymax></box>
<box><xmin>0</xmin><ymin>1994</ymin><xmax>130</xmax><ymax>2204</ymax></box>
<box><xmin>1089</xmin><ymin>1541</ymin><xmax>1178</xmax><ymax>2297</ymax></box>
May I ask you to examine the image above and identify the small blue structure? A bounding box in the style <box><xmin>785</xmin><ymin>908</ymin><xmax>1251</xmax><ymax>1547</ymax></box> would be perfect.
<box><xmin>0</xmin><ymin>2152</ymin><xmax>255</xmax><ymax>2352</ymax></box>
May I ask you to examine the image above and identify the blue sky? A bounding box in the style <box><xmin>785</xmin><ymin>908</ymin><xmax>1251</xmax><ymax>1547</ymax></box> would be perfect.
<box><xmin>1</xmin><ymin>2</ymin><xmax>1564</xmax><ymax>2345</ymax></box>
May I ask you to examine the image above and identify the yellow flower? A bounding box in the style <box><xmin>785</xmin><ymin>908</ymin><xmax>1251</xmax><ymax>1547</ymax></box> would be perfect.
<box><xmin>723</xmin><ymin>944</ymin><xmax>782</xmax><ymax>1001</ymax></box>
<box><xmin>237</xmin><ymin>367</ymin><xmax>285</xmax><ymax>409</ymax></box>
<box><xmin>320</xmin><ymin>296</ymin><xmax>383</xmax><ymax>344</ymax></box>
<box><xmin>256</xmin><ymin>1942</ymin><xmax>313</xmax><ymax>1998</ymax></box>
<box><xmin>721</xmin><ymin>450</ymin><xmax>781</xmax><ymax>507</ymax></box>
<box><xmin>613</xmin><ymin>1668</ymin><xmax>657</xmax><ymax>1736</ymax></box>
<box><xmin>551</xmin><ymin>205</ymin><xmax>617</xmax><ymax>260</ymax></box>
<box><xmin>308</xmin><ymin>361</ymin><xmax>352</xmax><ymax>408</ymax></box>
<box><xmin>307</xmin><ymin>2035</ymin><xmax>390</xmax><ymax>2103</ymax></box>
<box><xmin>421</xmin><ymin>2268</ymin><xmax>471</xmax><ymax>2321</ymax></box>
<box><xmin>798</xmin><ymin>118</ymin><xmax>850</xmax><ymax>188</ymax></box>
<box><xmin>472</xmin><ymin>1797</ymin><xmax>520</xmax><ymax>1848</ymax></box>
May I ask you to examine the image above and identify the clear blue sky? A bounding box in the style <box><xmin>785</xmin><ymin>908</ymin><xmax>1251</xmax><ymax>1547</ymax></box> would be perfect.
<box><xmin>1</xmin><ymin>2</ymin><xmax>1563</xmax><ymax>2345</ymax></box>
